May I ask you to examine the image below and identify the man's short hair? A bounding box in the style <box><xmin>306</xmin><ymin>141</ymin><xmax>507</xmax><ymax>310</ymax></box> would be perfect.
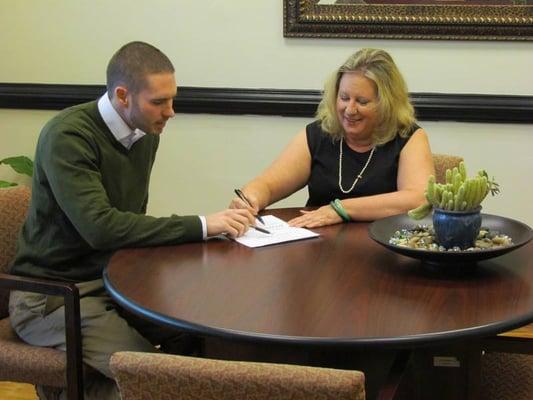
<box><xmin>106</xmin><ymin>41</ymin><xmax>175</xmax><ymax>95</ymax></box>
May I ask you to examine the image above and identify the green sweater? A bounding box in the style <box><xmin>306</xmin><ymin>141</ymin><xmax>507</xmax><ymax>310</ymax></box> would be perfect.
<box><xmin>11</xmin><ymin>101</ymin><xmax>202</xmax><ymax>282</ymax></box>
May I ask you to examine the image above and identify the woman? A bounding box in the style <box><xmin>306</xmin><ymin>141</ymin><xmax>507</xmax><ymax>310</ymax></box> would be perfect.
<box><xmin>231</xmin><ymin>48</ymin><xmax>434</xmax><ymax>228</ymax></box>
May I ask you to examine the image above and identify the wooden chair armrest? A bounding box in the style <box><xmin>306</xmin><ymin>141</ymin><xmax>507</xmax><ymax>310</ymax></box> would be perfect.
<box><xmin>0</xmin><ymin>272</ymin><xmax>78</xmax><ymax>297</ymax></box>
<box><xmin>0</xmin><ymin>272</ymin><xmax>84</xmax><ymax>400</ymax></box>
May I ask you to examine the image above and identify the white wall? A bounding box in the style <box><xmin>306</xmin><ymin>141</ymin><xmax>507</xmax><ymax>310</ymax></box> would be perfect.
<box><xmin>1</xmin><ymin>1</ymin><xmax>532</xmax><ymax>225</ymax></box>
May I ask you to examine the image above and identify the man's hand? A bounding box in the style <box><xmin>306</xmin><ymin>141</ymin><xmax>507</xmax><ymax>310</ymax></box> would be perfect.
<box><xmin>206</xmin><ymin>209</ymin><xmax>256</xmax><ymax>238</ymax></box>
<box><xmin>287</xmin><ymin>205</ymin><xmax>342</xmax><ymax>228</ymax></box>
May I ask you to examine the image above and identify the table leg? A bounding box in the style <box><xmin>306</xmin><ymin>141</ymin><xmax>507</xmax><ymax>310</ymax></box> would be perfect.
<box><xmin>411</xmin><ymin>340</ymin><xmax>482</xmax><ymax>400</ymax></box>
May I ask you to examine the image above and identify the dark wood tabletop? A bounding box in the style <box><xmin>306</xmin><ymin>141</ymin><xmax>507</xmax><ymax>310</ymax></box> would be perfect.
<box><xmin>103</xmin><ymin>208</ymin><xmax>533</xmax><ymax>349</ymax></box>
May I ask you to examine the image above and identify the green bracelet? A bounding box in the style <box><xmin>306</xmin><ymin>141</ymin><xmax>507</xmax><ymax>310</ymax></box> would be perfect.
<box><xmin>330</xmin><ymin>199</ymin><xmax>351</xmax><ymax>222</ymax></box>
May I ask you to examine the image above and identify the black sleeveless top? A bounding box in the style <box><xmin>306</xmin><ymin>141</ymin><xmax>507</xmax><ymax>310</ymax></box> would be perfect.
<box><xmin>305</xmin><ymin>120</ymin><xmax>420</xmax><ymax>207</ymax></box>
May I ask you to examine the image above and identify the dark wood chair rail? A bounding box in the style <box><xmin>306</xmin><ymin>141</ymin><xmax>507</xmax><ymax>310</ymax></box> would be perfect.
<box><xmin>1</xmin><ymin>83</ymin><xmax>533</xmax><ymax>123</ymax></box>
<box><xmin>104</xmin><ymin>208</ymin><xmax>533</xmax><ymax>350</ymax></box>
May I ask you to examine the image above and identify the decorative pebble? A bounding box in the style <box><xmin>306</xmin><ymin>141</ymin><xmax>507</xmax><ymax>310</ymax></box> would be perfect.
<box><xmin>389</xmin><ymin>225</ymin><xmax>513</xmax><ymax>251</ymax></box>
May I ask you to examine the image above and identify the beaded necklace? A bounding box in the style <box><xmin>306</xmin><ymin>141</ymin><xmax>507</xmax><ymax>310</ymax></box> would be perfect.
<box><xmin>338</xmin><ymin>138</ymin><xmax>376</xmax><ymax>194</ymax></box>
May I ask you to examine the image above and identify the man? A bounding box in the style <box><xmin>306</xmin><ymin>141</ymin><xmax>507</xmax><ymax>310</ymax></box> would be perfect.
<box><xmin>8</xmin><ymin>41</ymin><xmax>255</xmax><ymax>399</ymax></box>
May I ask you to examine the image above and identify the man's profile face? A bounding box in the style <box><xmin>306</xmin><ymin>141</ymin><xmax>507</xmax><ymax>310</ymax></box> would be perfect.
<box><xmin>126</xmin><ymin>72</ymin><xmax>177</xmax><ymax>135</ymax></box>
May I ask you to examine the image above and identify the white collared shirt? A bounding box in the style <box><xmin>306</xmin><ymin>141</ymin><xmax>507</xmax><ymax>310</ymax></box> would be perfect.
<box><xmin>97</xmin><ymin>93</ymin><xmax>207</xmax><ymax>238</ymax></box>
<box><xmin>97</xmin><ymin>93</ymin><xmax>146</xmax><ymax>150</ymax></box>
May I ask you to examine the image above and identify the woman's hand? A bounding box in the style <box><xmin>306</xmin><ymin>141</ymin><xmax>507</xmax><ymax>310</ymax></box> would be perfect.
<box><xmin>288</xmin><ymin>205</ymin><xmax>343</xmax><ymax>228</ymax></box>
<box><xmin>228</xmin><ymin>192</ymin><xmax>260</xmax><ymax>216</ymax></box>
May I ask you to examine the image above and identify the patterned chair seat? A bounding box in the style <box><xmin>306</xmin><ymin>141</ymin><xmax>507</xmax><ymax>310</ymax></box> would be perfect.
<box><xmin>0</xmin><ymin>317</ymin><xmax>66</xmax><ymax>387</ymax></box>
<box><xmin>482</xmin><ymin>351</ymin><xmax>533</xmax><ymax>400</ymax></box>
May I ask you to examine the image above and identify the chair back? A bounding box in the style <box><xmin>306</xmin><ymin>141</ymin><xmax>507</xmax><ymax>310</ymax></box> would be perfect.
<box><xmin>432</xmin><ymin>154</ymin><xmax>463</xmax><ymax>184</ymax></box>
<box><xmin>0</xmin><ymin>186</ymin><xmax>31</xmax><ymax>318</ymax></box>
<box><xmin>110</xmin><ymin>351</ymin><xmax>365</xmax><ymax>400</ymax></box>
<box><xmin>482</xmin><ymin>351</ymin><xmax>533</xmax><ymax>400</ymax></box>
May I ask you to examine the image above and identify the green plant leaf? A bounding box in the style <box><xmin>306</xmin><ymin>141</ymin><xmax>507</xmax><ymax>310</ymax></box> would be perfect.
<box><xmin>0</xmin><ymin>180</ymin><xmax>18</xmax><ymax>188</ymax></box>
<box><xmin>0</xmin><ymin>156</ymin><xmax>34</xmax><ymax>177</ymax></box>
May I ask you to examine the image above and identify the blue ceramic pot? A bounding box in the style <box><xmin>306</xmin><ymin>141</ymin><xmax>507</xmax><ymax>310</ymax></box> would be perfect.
<box><xmin>432</xmin><ymin>207</ymin><xmax>482</xmax><ymax>249</ymax></box>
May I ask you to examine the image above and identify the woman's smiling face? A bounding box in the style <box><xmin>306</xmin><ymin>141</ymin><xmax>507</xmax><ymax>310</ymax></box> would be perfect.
<box><xmin>336</xmin><ymin>71</ymin><xmax>378</xmax><ymax>146</ymax></box>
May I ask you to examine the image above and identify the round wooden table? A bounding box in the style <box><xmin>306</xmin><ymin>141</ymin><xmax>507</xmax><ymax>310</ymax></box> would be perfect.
<box><xmin>103</xmin><ymin>208</ymin><xmax>533</xmax><ymax>349</ymax></box>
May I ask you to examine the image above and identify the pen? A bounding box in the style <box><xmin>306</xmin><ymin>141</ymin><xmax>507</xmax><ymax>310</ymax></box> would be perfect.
<box><xmin>234</xmin><ymin>189</ymin><xmax>266</xmax><ymax>225</ymax></box>
<box><xmin>251</xmin><ymin>225</ymin><xmax>271</xmax><ymax>235</ymax></box>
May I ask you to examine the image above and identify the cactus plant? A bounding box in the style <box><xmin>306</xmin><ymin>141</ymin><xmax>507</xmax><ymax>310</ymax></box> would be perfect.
<box><xmin>408</xmin><ymin>161</ymin><xmax>499</xmax><ymax>220</ymax></box>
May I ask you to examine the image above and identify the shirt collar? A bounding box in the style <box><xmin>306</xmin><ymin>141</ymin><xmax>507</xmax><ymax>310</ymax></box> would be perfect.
<box><xmin>97</xmin><ymin>92</ymin><xmax>146</xmax><ymax>149</ymax></box>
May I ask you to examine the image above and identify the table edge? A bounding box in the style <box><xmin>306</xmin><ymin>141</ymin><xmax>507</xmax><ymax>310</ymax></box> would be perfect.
<box><xmin>103</xmin><ymin>269</ymin><xmax>533</xmax><ymax>349</ymax></box>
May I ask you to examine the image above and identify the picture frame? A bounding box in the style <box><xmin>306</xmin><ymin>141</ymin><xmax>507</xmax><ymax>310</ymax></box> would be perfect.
<box><xmin>284</xmin><ymin>0</ymin><xmax>533</xmax><ymax>41</ymax></box>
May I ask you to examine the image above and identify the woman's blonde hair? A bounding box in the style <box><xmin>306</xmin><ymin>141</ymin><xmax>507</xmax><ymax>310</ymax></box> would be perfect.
<box><xmin>316</xmin><ymin>48</ymin><xmax>415</xmax><ymax>145</ymax></box>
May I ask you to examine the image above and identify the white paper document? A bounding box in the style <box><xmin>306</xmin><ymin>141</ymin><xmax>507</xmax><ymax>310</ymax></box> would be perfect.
<box><xmin>235</xmin><ymin>215</ymin><xmax>319</xmax><ymax>248</ymax></box>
